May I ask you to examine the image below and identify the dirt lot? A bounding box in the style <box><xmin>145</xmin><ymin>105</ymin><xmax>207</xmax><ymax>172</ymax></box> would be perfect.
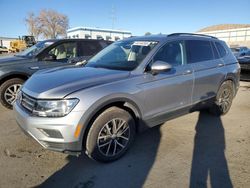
<box><xmin>0</xmin><ymin>82</ymin><xmax>250</xmax><ymax>188</ymax></box>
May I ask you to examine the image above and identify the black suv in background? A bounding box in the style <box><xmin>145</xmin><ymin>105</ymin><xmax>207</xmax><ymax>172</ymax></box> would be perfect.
<box><xmin>0</xmin><ymin>39</ymin><xmax>111</xmax><ymax>109</ymax></box>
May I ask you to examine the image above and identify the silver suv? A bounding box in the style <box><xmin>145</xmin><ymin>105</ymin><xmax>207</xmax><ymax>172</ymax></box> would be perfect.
<box><xmin>14</xmin><ymin>33</ymin><xmax>240</xmax><ymax>162</ymax></box>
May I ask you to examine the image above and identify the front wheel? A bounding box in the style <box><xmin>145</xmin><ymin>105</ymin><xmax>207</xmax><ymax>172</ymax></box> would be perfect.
<box><xmin>85</xmin><ymin>107</ymin><xmax>136</xmax><ymax>162</ymax></box>
<box><xmin>0</xmin><ymin>78</ymin><xmax>24</xmax><ymax>109</ymax></box>
<box><xmin>209</xmin><ymin>80</ymin><xmax>234</xmax><ymax>116</ymax></box>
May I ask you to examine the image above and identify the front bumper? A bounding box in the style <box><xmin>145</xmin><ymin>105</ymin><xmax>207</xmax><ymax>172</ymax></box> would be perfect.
<box><xmin>13</xmin><ymin>102</ymin><xmax>84</xmax><ymax>154</ymax></box>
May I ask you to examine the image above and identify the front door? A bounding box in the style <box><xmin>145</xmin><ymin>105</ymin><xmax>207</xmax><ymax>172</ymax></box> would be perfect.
<box><xmin>38</xmin><ymin>42</ymin><xmax>78</xmax><ymax>70</ymax></box>
<box><xmin>140</xmin><ymin>40</ymin><xmax>194</xmax><ymax>125</ymax></box>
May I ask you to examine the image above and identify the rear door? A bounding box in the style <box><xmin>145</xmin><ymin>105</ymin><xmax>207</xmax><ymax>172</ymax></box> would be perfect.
<box><xmin>78</xmin><ymin>41</ymin><xmax>103</xmax><ymax>60</ymax></box>
<box><xmin>185</xmin><ymin>39</ymin><xmax>225</xmax><ymax>103</ymax></box>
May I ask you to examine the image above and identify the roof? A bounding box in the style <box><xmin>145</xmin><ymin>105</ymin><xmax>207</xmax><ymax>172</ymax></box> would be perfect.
<box><xmin>41</xmin><ymin>38</ymin><xmax>111</xmax><ymax>43</ymax></box>
<box><xmin>67</xmin><ymin>27</ymin><xmax>132</xmax><ymax>34</ymax></box>
<box><xmin>124</xmin><ymin>33</ymin><xmax>218</xmax><ymax>42</ymax></box>
<box><xmin>198</xmin><ymin>24</ymin><xmax>250</xmax><ymax>32</ymax></box>
<box><xmin>125</xmin><ymin>34</ymin><xmax>168</xmax><ymax>41</ymax></box>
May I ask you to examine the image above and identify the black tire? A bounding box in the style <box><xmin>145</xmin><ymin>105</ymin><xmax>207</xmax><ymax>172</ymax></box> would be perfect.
<box><xmin>209</xmin><ymin>80</ymin><xmax>234</xmax><ymax>116</ymax></box>
<box><xmin>0</xmin><ymin>78</ymin><xmax>24</xmax><ymax>109</ymax></box>
<box><xmin>85</xmin><ymin>107</ymin><xmax>136</xmax><ymax>162</ymax></box>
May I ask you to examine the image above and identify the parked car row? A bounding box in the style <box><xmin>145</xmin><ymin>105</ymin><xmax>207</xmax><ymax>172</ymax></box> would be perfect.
<box><xmin>12</xmin><ymin>33</ymin><xmax>240</xmax><ymax>162</ymax></box>
<box><xmin>0</xmin><ymin>46</ymin><xmax>9</xmax><ymax>54</ymax></box>
<box><xmin>0</xmin><ymin>39</ymin><xmax>112</xmax><ymax>108</ymax></box>
<box><xmin>230</xmin><ymin>46</ymin><xmax>250</xmax><ymax>80</ymax></box>
<box><xmin>237</xmin><ymin>50</ymin><xmax>250</xmax><ymax>71</ymax></box>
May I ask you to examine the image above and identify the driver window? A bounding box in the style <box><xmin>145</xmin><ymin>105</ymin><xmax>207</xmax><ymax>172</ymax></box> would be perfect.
<box><xmin>48</xmin><ymin>42</ymin><xmax>77</xmax><ymax>61</ymax></box>
<box><xmin>154</xmin><ymin>41</ymin><xmax>184</xmax><ymax>66</ymax></box>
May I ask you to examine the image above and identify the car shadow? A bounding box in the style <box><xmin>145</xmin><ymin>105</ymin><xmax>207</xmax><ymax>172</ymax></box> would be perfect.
<box><xmin>38</xmin><ymin>126</ymin><xmax>161</xmax><ymax>188</ymax></box>
<box><xmin>189</xmin><ymin>111</ymin><xmax>233</xmax><ymax>188</ymax></box>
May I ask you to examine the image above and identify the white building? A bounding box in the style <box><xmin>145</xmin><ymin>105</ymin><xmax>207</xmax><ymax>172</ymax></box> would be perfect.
<box><xmin>197</xmin><ymin>24</ymin><xmax>250</xmax><ymax>47</ymax></box>
<box><xmin>0</xmin><ymin>37</ymin><xmax>17</xmax><ymax>48</ymax></box>
<box><xmin>67</xmin><ymin>27</ymin><xmax>132</xmax><ymax>41</ymax></box>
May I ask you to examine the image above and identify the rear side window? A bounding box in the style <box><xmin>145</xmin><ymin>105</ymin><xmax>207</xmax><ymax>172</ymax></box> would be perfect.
<box><xmin>186</xmin><ymin>40</ymin><xmax>214</xmax><ymax>63</ymax></box>
<box><xmin>79</xmin><ymin>41</ymin><xmax>102</xmax><ymax>56</ymax></box>
<box><xmin>215</xmin><ymin>42</ymin><xmax>227</xmax><ymax>57</ymax></box>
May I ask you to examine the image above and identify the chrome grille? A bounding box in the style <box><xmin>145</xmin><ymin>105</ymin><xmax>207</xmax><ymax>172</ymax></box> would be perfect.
<box><xmin>21</xmin><ymin>93</ymin><xmax>36</xmax><ymax>112</ymax></box>
<box><xmin>240</xmin><ymin>64</ymin><xmax>250</xmax><ymax>70</ymax></box>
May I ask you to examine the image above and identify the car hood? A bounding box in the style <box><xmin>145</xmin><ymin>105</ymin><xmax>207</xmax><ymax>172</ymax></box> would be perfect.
<box><xmin>0</xmin><ymin>55</ymin><xmax>31</xmax><ymax>66</ymax></box>
<box><xmin>22</xmin><ymin>67</ymin><xmax>130</xmax><ymax>99</ymax></box>
<box><xmin>238</xmin><ymin>56</ymin><xmax>250</xmax><ymax>63</ymax></box>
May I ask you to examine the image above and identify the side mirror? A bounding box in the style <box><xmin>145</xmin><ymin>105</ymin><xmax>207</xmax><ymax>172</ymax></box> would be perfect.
<box><xmin>43</xmin><ymin>54</ymin><xmax>56</xmax><ymax>61</ymax></box>
<box><xmin>149</xmin><ymin>60</ymin><xmax>172</xmax><ymax>75</ymax></box>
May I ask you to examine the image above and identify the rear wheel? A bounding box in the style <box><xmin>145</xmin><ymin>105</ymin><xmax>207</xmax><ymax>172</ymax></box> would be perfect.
<box><xmin>209</xmin><ymin>80</ymin><xmax>234</xmax><ymax>116</ymax></box>
<box><xmin>85</xmin><ymin>107</ymin><xmax>136</xmax><ymax>162</ymax></box>
<box><xmin>0</xmin><ymin>78</ymin><xmax>24</xmax><ymax>109</ymax></box>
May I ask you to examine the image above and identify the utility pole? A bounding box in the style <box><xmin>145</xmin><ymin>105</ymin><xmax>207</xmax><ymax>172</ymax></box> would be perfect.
<box><xmin>110</xmin><ymin>5</ymin><xmax>116</xmax><ymax>29</ymax></box>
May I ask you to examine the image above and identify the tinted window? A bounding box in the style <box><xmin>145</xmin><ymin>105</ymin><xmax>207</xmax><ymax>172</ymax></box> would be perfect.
<box><xmin>215</xmin><ymin>42</ymin><xmax>227</xmax><ymax>57</ymax></box>
<box><xmin>186</xmin><ymin>40</ymin><xmax>214</xmax><ymax>63</ymax></box>
<box><xmin>154</xmin><ymin>41</ymin><xmax>184</xmax><ymax>66</ymax></box>
<box><xmin>80</xmin><ymin>41</ymin><xmax>101</xmax><ymax>56</ymax></box>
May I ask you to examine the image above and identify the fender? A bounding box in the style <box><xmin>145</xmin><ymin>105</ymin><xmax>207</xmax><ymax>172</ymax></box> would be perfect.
<box><xmin>78</xmin><ymin>96</ymin><xmax>143</xmax><ymax>149</ymax></box>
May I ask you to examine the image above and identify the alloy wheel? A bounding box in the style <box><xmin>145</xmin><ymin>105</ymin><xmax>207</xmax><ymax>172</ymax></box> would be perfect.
<box><xmin>4</xmin><ymin>84</ymin><xmax>22</xmax><ymax>105</ymax></box>
<box><xmin>217</xmin><ymin>88</ymin><xmax>232</xmax><ymax>113</ymax></box>
<box><xmin>97</xmin><ymin>118</ymin><xmax>130</xmax><ymax>157</ymax></box>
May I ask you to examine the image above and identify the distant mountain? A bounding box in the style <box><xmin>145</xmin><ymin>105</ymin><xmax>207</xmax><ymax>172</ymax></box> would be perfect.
<box><xmin>198</xmin><ymin>24</ymin><xmax>250</xmax><ymax>32</ymax></box>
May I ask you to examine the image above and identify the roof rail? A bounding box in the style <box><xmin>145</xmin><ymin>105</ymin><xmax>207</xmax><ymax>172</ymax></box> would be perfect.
<box><xmin>168</xmin><ymin>33</ymin><xmax>218</xmax><ymax>39</ymax></box>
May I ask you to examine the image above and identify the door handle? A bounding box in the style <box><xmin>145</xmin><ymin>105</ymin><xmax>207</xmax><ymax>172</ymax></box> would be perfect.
<box><xmin>218</xmin><ymin>63</ymin><xmax>224</xmax><ymax>67</ymax></box>
<box><xmin>29</xmin><ymin>66</ymin><xmax>40</xmax><ymax>70</ymax></box>
<box><xmin>183</xmin><ymin>69</ymin><xmax>192</xmax><ymax>75</ymax></box>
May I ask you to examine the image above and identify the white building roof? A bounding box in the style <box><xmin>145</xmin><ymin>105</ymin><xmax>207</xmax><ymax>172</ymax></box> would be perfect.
<box><xmin>67</xmin><ymin>27</ymin><xmax>132</xmax><ymax>34</ymax></box>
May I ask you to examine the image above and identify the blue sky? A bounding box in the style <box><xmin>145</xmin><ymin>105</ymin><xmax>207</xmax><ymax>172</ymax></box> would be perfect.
<box><xmin>0</xmin><ymin>0</ymin><xmax>249</xmax><ymax>38</ymax></box>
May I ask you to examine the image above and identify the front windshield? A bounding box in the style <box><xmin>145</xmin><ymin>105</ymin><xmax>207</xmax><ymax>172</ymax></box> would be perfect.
<box><xmin>16</xmin><ymin>41</ymin><xmax>54</xmax><ymax>57</ymax></box>
<box><xmin>86</xmin><ymin>40</ymin><xmax>158</xmax><ymax>71</ymax></box>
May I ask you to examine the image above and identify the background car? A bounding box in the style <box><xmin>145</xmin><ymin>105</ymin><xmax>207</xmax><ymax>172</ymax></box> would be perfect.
<box><xmin>237</xmin><ymin>50</ymin><xmax>250</xmax><ymax>81</ymax></box>
<box><xmin>231</xmin><ymin>46</ymin><xmax>249</xmax><ymax>57</ymax></box>
<box><xmin>237</xmin><ymin>50</ymin><xmax>250</xmax><ymax>70</ymax></box>
<box><xmin>0</xmin><ymin>46</ymin><xmax>9</xmax><ymax>54</ymax></box>
<box><xmin>0</xmin><ymin>38</ymin><xmax>112</xmax><ymax>109</ymax></box>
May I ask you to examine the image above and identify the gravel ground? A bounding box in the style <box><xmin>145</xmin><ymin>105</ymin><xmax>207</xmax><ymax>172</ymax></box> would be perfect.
<box><xmin>0</xmin><ymin>82</ymin><xmax>249</xmax><ymax>188</ymax></box>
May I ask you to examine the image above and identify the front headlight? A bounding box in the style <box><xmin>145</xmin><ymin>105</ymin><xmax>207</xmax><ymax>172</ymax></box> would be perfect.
<box><xmin>32</xmin><ymin>99</ymin><xmax>79</xmax><ymax>117</ymax></box>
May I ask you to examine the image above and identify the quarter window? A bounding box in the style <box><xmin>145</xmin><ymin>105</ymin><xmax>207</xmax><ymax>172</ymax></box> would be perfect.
<box><xmin>153</xmin><ymin>41</ymin><xmax>184</xmax><ymax>66</ymax></box>
<box><xmin>215</xmin><ymin>42</ymin><xmax>227</xmax><ymax>57</ymax></box>
<box><xmin>186</xmin><ymin>40</ymin><xmax>214</xmax><ymax>63</ymax></box>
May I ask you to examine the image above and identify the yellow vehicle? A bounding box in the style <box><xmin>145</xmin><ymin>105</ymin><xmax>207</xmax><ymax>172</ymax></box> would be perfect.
<box><xmin>9</xmin><ymin>36</ymin><xmax>36</xmax><ymax>53</ymax></box>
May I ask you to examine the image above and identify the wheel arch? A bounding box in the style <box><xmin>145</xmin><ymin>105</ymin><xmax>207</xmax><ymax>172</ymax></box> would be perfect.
<box><xmin>224</xmin><ymin>73</ymin><xmax>239</xmax><ymax>96</ymax></box>
<box><xmin>0</xmin><ymin>72</ymin><xmax>29</xmax><ymax>86</ymax></box>
<box><xmin>80</xmin><ymin>97</ymin><xmax>142</xmax><ymax>150</ymax></box>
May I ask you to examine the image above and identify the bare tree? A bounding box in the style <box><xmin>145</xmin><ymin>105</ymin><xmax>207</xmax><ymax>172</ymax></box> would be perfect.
<box><xmin>38</xmin><ymin>9</ymin><xmax>69</xmax><ymax>39</ymax></box>
<box><xmin>25</xmin><ymin>13</ymin><xmax>41</xmax><ymax>40</ymax></box>
<box><xmin>25</xmin><ymin>9</ymin><xmax>69</xmax><ymax>39</ymax></box>
<box><xmin>145</xmin><ymin>32</ymin><xmax>152</xmax><ymax>36</ymax></box>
